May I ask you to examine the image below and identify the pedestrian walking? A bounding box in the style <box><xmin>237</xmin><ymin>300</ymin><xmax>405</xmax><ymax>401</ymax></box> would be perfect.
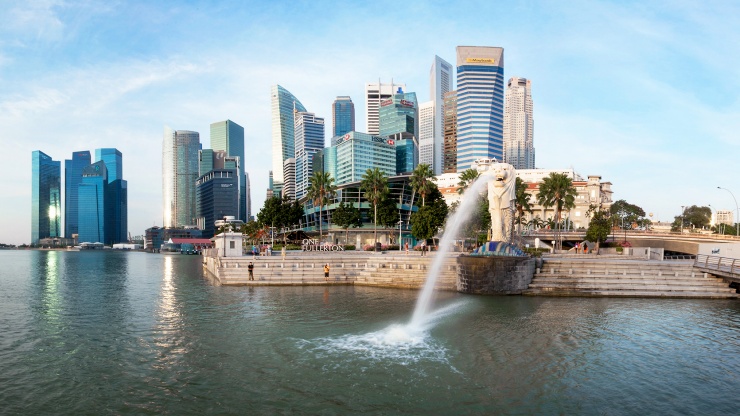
<box><xmin>248</xmin><ymin>262</ymin><xmax>254</xmax><ymax>280</ymax></box>
<box><xmin>281</xmin><ymin>245</ymin><xmax>286</xmax><ymax>259</ymax></box>
<box><xmin>324</xmin><ymin>264</ymin><xmax>330</xmax><ymax>281</ymax></box>
<box><xmin>575</xmin><ymin>242</ymin><xmax>580</xmax><ymax>254</ymax></box>
<box><xmin>421</xmin><ymin>241</ymin><xmax>426</xmax><ymax>257</ymax></box>
<box><xmin>404</xmin><ymin>241</ymin><xmax>409</xmax><ymax>255</ymax></box>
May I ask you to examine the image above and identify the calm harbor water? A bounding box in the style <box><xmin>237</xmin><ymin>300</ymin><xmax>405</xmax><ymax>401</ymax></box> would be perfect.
<box><xmin>1</xmin><ymin>250</ymin><xmax>738</xmax><ymax>415</ymax></box>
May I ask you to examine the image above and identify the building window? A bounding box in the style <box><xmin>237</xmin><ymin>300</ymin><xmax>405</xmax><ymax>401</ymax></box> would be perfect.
<box><xmin>230</xmin><ymin>241</ymin><xmax>235</xmax><ymax>249</ymax></box>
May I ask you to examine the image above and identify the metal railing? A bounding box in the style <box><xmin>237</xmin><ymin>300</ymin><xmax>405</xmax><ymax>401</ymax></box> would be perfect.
<box><xmin>694</xmin><ymin>254</ymin><xmax>740</xmax><ymax>275</ymax></box>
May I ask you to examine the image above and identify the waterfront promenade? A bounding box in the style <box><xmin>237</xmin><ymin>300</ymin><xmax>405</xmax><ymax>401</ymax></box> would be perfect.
<box><xmin>202</xmin><ymin>250</ymin><xmax>739</xmax><ymax>298</ymax></box>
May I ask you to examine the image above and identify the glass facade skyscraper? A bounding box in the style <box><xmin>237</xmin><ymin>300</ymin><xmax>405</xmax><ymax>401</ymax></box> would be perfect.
<box><xmin>378</xmin><ymin>89</ymin><xmax>418</xmax><ymax>139</ymax></box>
<box><xmin>78</xmin><ymin>161</ymin><xmax>107</xmax><ymax>243</ymax></box>
<box><xmin>95</xmin><ymin>148</ymin><xmax>122</xmax><ymax>182</ymax></box>
<box><xmin>163</xmin><ymin>127</ymin><xmax>201</xmax><ymax>227</ymax></box>
<box><xmin>196</xmin><ymin>169</ymin><xmax>239</xmax><ymax>238</ymax></box>
<box><xmin>332</xmin><ymin>96</ymin><xmax>355</xmax><ymax>137</ymax></box>
<box><xmin>31</xmin><ymin>150</ymin><xmax>61</xmax><ymax>245</ymax></box>
<box><xmin>271</xmin><ymin>85</ymin><xmax>306</xmax><ymax>194</ymax></box>
<box><xmin>294</xmin><ymin>111</ymin><xmax>325</xmax><ymax>200</ymax></box>
<box><xmin>64</xmin><ymin>150</ymin><xmax>91</xmax><ymax>238</ymax></box>
<box><xmin>333</xmin><ymin>132</ymin><xmax>396</xmax><ymax>185</ymax></box>
<box><xmin>455</xmin><ymin>46</ymin><xmax>505</xmax><ymax>171</ymax></box>
<box><xmin>210</xmin><ymin>120</ymin><xmax>247</xmax><ymax>221</ymax></box>
<box><xmin>365</xmin><ymin>81</ymin><xmax>406</xmax><ymax>136</ymax></box>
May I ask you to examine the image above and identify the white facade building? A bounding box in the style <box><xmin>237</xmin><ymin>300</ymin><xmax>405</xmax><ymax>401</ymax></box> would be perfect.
<box><xmin>503</xmin><ymin>77</ymin><xmax>535</xmax><ymax>169</ymax></box>
<box><xmin>282</xmin><ymin>158</ymin><xmax>296</xmax><ymax>201</ymax></box>
<box><xmin>430</xmin><ymin>55</ymin><xmax>453</xmax><ymax>175</ymax></box>
<box><xmin>365</xmin><ymin>81</ymin><xmax>406</xmax><ymax>136</ymax></box>
<box><xmin>418</xmin><ymin>101</ymin><xmax>435</xmax><ymax>169</ymax></box>
<box><xmin>716</xmin><ymin>210</ymin><xmax>734</xmax><ymax>226</ymax></box>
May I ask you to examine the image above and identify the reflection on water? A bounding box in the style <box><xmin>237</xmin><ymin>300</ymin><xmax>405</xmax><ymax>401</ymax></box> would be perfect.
<box><xmin>0</xmin><ymin>250</ymin><xmax>738</xmax><ymax>415</ymax></box>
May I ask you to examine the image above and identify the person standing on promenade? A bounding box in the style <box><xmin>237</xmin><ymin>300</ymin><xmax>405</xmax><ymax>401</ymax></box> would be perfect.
<box><xmin>324</xmin><ymin>264</ymin><xmax>330</xmax><ymax>281</ymax></box>
<box><xmin>421</xmin><ymin>241</ymin><xmax>426</xmax><ymax>257</ymax></box>
<box><xmin>248</xmin><ymin>262</ymin><xmax>254</xmax><ymax>280</ymax></box>
<box><xmin>281</xmin><ymin>245</ymin><xmax>286</xmax><ymax>259</ymax></box>
<box><xmin>404</xmin><ymin>241</ymin><xmax>409</xmax><ymax>255</ymax></box>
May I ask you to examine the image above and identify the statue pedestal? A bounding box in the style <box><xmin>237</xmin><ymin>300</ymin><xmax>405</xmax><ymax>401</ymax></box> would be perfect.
<box><xmin>456</xmin><ymin>256</ymin><xmax>535</xmax><ymax>295</ymax></box>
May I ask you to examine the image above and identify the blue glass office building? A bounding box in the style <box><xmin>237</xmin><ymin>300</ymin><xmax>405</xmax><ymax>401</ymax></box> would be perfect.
<box><xmin>332</xmin><ymin>96</ymin><xmax>355</xmax><ymax>137</ymax></box>
<box><xmin>31</xmin><ymin>151</ymin><xmax>61</xmax><ymax>245</ymax></box>
<box><xmin>210</xmin><ymin>120</ymin><xmax>247</xmax><ymax>221</ymax></box>
<box><xmin>333</xmin><ymin>132</ymin><xmax>396</xmax><ymax>185</ymax></box>
<box><xmin>78</xmin><ymin>161</ymin><xmax>107</xmax><ymax>244</ymax></box>
<box><xmin>455</xmin><ymin>46</ymin><xmax>505</xmax><ymax>171</ymax></box>
<box><xmin>64</xmin><ymin>151</ymin><xmax>91</xmax><ymax>238</ymax></box>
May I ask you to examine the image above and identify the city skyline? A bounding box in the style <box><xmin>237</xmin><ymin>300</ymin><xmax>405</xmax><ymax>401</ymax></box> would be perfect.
<box><xmin>2</xmin><ymin>1</ymin><xmax>739</xmax><ymax>245</ymax></box>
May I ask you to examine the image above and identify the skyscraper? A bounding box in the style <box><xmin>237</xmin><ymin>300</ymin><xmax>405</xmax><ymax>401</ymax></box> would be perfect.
<box><xmin>210</xmin><ymin>120</ymin><xmax>247</xmax><ymax>221</ymax></box>
<box><xmin>31</xmin><ymin>150</ymin><xmax>61</xmax><ymax>245</ymax></box>
<box><xmin>95</xmin><ymin>148</ymin><xmax>127</xmax><ymax>244</ymax></box>
<box><xmin>379</xmin><ymin>88</ymin><xmax>419</xmax><ymax>174</ymax></box>
<box><xmin>95</xmin><ymin>148</ymin><xmax>122</xmax><ymax>181</ymax></box>
<box><xmin>365</xmin><ymin>80</ymin><xmax>406</xmax><ymax>136</ymax></box>
<box><xmin>333</xmin><ymin>132</ymin><xmax>396</xmax><ymax>185</ymax></box>
<box><xmin>443</xmin><ymin>91</ymin><xmax>458</xmax><ymax>173</ymax></box>
<box><xmin>283</xmin><ymin>158</ymin><xmax>296</xmax><ymax>201</ymax></box>
<box><xmin>455</xmin><ymin>46</ymin><xmax>505</xmax><ymax>171</ymax></box>
<box><xmin>332</xmin><ymin>96</ymin><xmax>355</xmax><ymax>137</ymax></box>
<box><xmin>78</xmin><ymin>161</ymin><xmax>107</xmax><ymax>243</ymax></box>
<box><xmin>271</xmin><ymin>85</ymin><xmax>307</xmax><ymax>196</ymax></box>
<box><xmin>163</xmin><ymin>127</ymin><xmax>200</xmax><ymax>228</ymax></box>
<box><xmin>294</xmin><ymin>111</ymin><xmax>325</xmax><ymax>200</ymax></box>
<box><xmin>64</xmin><ymin>150</ymin><xmax>91</xmax><ymax>238</ymax></box>
<box><xmin>418</xmin><ymin>101</ymin><xmax>435</xmax><ymax>168</ymax></box>
<box><xmin>196</xmin><ymin>169</ymin><xmax>239</xmax><ymax>238</ymax></box>
<box><xmin>430</xmin><ymin>55</ymin><xmax>453</xmax><ymax>175</ymax></box>
<box><xmin>503</xmin><ymin>77</ymin><xmax>535</xmax><ymax>169</ymax></box>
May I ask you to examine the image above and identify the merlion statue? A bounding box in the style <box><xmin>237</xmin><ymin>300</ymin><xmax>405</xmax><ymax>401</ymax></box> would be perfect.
<box><xmin>476</xmin><ymin>159</ymin><xmax>516</xmax><ymax>242</ymax></box>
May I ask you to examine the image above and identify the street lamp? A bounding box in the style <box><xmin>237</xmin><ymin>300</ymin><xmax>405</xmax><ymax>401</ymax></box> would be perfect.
<box><xmin>680</xmin><ymin>205</ymin><xmax>685</xmax><ymax>234</ymax></box>
<box><xmin>717</xmin><ymin>187</ymin><xmax>740</xmax><ymax>237</ymax></box>
<box><xmin>398</xmin><ymin>193</ymin><xmax>403</xmax><ymax>251</ymax></box>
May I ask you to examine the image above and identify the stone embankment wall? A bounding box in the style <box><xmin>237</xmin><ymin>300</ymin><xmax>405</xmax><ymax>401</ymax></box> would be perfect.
<box><xmin>202</xmin><ymin>252</ymin><xmax>459</xmax><ymax>290</ymax></box>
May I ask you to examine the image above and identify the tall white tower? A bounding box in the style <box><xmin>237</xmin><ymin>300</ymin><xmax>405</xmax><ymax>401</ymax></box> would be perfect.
<box><xmin>365</xmin><ymin>80</ymin><xmax>406</xmax><ymax>136</ymax></box>
<box><xmin>418</xmin><ymin>101</ymin><xmax>435</xmax><ymax>168</ymax></box>
<box><xmin>429</xmin><ymin>55</ymin><xmax>453</xmax><ymax>175</ymax></box>
<box><xmin>503</xmin><ymin>77</ymin><xmax>535</xmax><ymax>169</ymax></box>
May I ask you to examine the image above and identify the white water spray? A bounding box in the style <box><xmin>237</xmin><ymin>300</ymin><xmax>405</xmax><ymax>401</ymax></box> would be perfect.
<box><xmin>409</xmin><ymin>175</ymin><xmax>491</xmax><ymax>328</ymax></box>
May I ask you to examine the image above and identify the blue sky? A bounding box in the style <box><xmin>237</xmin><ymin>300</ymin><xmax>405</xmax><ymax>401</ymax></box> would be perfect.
<box><xmin>1</xmin><ymin>0</ymin><xmax>739</xmax><ymax>245</ymax></box>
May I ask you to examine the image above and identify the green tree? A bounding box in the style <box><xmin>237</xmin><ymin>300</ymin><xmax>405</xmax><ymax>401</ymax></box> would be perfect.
<box><xmin>332</xmin><ymin>200</ymin><xmax>362</xmax><ymax>244</ymax></box>
<box><xmin>410</xmin><ymin>163</ymin><xmax>435</xmax><ymax>206</ymax></box>
<box><xmin>585</xmin><ymin>209</ymin><xmax>611</xmax><ymax>253</ymax></box>
<box><xmin>514</xmin><ymin>177</ymin><xmax>532</xmax><ymax>236</ymax></box>
<box><xmin>457</xmin><ymin>168</ymin><xmax>480</xmax><ymax>194</ymax></box>
<box><xmin>256</xmin><ymin>195</ymin><xmax>304</xmax><ymax>244</ymax></box>
<box><xmin>361</xmin><ymin>167</ymin><xmax>389</xmax><ymax>249</ymax></box>
<box><xmin>306</xmin><ymin>171</ymin><xmax>337</xmax><ymax>241</ymax></box>
<box><xmin>610</xmin><ymin>199</ymin><xmax>648</xmax><ymax>230</ymax></box>
<box><xmin>536</xmin><ymin>172</ymin><xmax>577</xmax><ymax>249</ymax></box>
<box><xmin>411</xmin><ymin>186</ymin><xmax>448</xmax><ymax>242</ymax></box>
<box><xmin>671</xmin><ymin>205</ymin><xmax>711</xmax><ymax>232</ymax></box>
<box><xmin>377</xmin><ymin>198</ymin><xmax>400</xmax><ymax>243</ymax></box>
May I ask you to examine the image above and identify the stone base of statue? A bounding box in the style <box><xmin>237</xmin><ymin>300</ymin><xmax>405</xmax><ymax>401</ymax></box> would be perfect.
<box><xmin>456</xmin><ymin>242</ymin><xmax>535</xmax><ymax>295</ymax></box>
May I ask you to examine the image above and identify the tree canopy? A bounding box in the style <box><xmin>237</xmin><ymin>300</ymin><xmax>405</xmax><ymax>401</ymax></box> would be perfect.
<box><xmin>361</xmin><ymin>167</ymin><xmax>389</xmax><ymax>248</ymax></box>
<box><xmin>457</xmin><ymin>168</ymin><xmax>480</xmax><ymax>194</ymax></box>
<box><xmin>306</xmin><ymin>171</ymin><xmax>337</xmax><ymax>240</ymax></box>
<box><xmin>610</xmin><ymin>199</ymin><xmax>650</xmax><ymax>229</ymax></box>
<box><xmin>671</xmin><ymin>205</ymin><xmax>711</xmax><ymax>231</ymax></box>
<box><xmin>410</xmin><ymin>163</ymin><xmax>435</xmax><ymax>206</ymax></box>
<box><xmin>331</xmin><ymin>200</ymin><xmax>362</xmax><ymax>244</ymax></box>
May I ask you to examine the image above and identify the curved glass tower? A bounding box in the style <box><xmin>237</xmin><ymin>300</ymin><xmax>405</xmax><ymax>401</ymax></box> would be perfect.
<box><xmin>271</xmin><ymin>85</ymin><xmax>306</xmax><ymax>194</ymax></box>
<box><xmin>31</xmin><ymin>150</ymin><xmax>61</xmax><ymax>244</ymax></box>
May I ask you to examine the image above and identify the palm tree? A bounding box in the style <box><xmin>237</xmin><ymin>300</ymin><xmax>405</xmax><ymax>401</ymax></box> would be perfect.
<box><xmin>536</xmin><ymin>172</ymin><xmax>577</xmax><ymax>250</ymax></box>
<box><xmin>409</xmin><ymin>163</ymin><xmax>435</xmax><ymax>207</ymax></box>
<box><xmin>361</xmin><ymin>167</ymin><xmax>389</xmax><ymax>250</ymax></box>
<box><xmin>514</xmin><ymin>177</ymin><xmax>533</xmax><ymax>236</ymax></box>
<box><xmin>306</xmin><ymin>171</ymin><xmax>337</xmax><ymax>242</ymax></box>
<box><xmin>457</xmin><ymin>168</ymin><xmax>480</xmax><ymax>194</ymax></box>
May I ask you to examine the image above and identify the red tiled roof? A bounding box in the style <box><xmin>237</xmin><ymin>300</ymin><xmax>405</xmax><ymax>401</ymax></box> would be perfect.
<box><xmin>171</xmin><ymin>238</ymin><xmax>213</xmax><ymax>244</ymax></box>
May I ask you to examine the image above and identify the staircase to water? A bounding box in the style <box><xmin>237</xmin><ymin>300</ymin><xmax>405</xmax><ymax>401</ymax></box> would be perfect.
<box><xmin>526</xmin><ymin>258</ymin><xmax>739</xmax><ymax>298</ymax></box>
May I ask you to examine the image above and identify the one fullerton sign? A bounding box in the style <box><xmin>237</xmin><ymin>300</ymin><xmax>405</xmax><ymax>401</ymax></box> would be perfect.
<box><xmin>466</xmin><ymin>58</ymin><xmax>495</xmax><ymax>64</ymax></box>
<box><xmin>302</xmin><ymin>239</ymin><xmax>345</xmax><ymax>252</ymax></box>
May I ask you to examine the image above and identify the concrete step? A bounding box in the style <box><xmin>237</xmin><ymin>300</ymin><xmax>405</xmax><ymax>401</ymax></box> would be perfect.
<box><xmin>528</xmin><ymin>282</ymin><xmax>735</xmax><ymax>292</ymax></box>
<box><xmin>524</xmin><ymin>289</ymin><xmax>739</xmax><ymax>299</ymax></box>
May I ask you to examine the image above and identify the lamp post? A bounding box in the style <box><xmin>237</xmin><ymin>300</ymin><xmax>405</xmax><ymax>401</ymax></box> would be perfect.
<box><xmin>717</xmin><ymin>187</ymin><xmax>740</xmax><ymax>237</ymax></box>
<box><xmin>680</xmin><ymin>205</ymin><xmax>685</xmax><ymax>234</ymax></box>
<box><xmin>398</xmin><ymin>193</ymin><xmax>403</xmax><ymax>251</ymax></box>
